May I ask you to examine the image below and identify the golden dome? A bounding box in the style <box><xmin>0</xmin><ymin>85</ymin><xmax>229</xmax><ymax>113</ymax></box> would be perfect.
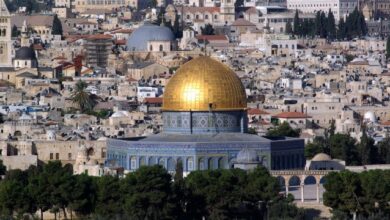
<box><xmin>163</xmin><ymin>56</ymin><xmax>247</xmax><ymax>111</ymax></box>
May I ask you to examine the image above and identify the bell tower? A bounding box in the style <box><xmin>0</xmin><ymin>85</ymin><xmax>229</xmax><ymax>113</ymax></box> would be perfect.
<box><xmin>0</xmin><ymin>0</ymin><xmax>12</xmax><ymax>67</ymax></box>
<box><xmin>220</xmin><ymin>0</ymin><xmax>235</xmax><ymax>24</ymax></box>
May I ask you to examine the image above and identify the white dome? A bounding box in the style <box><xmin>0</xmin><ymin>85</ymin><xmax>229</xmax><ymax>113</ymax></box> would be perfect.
<box><xmin>312</xmin><ymin>153</ymin><xmax>331</xmax><ymax>161</ymax></box>
<box><xmin>364</xmin><ymin>111</ymin><xmax>376</xmax><ymax>123</ymax></box>
<box><xmin>46</xmin><ymin>130</ymin><xmax>56</xmax><ymax>140</ymax></box>
<box><xmin>111</xmin><ymin>111</ymin><xmax>129</xmax><ymax>118</ymax></box>
<box><xmin>236</xmin><ymin>148</ymin><xmax>259</xmax><ymax>163</ymax></box>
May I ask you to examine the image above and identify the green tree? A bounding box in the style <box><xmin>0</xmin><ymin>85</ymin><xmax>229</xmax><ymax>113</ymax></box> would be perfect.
<box><xmin>324</xmin><ymin>170</ymin><xmax>390</xmax><ymax>218</ymax></box>
<box><xmin>293</xmin><ymin>9</ymin><xmax>301</xmax><ymax>36</ymax></box>
<box><xmin>320</xmin><ymin>11</ymin><xmax>328</xmax><ymax>38</ymax></box>
<box><xmin>329</xmin><ymin>133</ymin><xmax>360</xmax><ymax>165</ymax></box>
<box><xmin>314</xmin><ymin>11</ymin><xmax>322</xmax><ymax>37</ymax></box>
<box><xmin>123</xmin><ymin>165</ymin><xmax>173</xmax><ymax>219</ymax></box>
<box><xmin>358</xmin><ymin>127</ymin><xmax>377</xmax><ymax>165</ymax></box>
<box><xmin>201</xmin><ymin>23</ymin><xmax>215</xmax><ymax>35</ymax></box>
<box><xmin>71</xmin><ymin>80</ymin><xmax>95</xmax><ymax>112</ymax></box>
<box><xmin>386</xmin><ymin>36</ymin><xmax>390</xmax><ymax>59</ymax></box>
<box><xmin>11</xmin><ymin>25</ymin><xmax>19</xmax><ymax>38</ymax></box>
<box><xmin>69</xmin><ymin>174</ymin><xmax>96</xmax><ymax>217</ymax></box>
<box><xmin>305</xmin><ymin>138</ymin><xmax>325</xmax><ymax>159</ymax></box>
<box><xmin>266</xmin><ymin>121</ymin><xmax>301</xmax><ymax>137</ymax></box>
<box><xmin>323</xmin><ymin>171</ymin><xmax>363</xmax><ymax>218</ymax></box>
<box><xmin>377</xmin><ymin>136</ymin><xmax>390</xmax><ymax>163</ymax></box>
<box><xmin>285</xmin><ymin>21</ymin><xmax>293</xmax><ymax>35</ymax></box>
<box><xmin>327</xmin><ymin>9</ymin><xmax>336</xmax><ymax>40</ymax></box>
<box><xmin>51</xmin><ymin>14</ymin><xmax>63</xmax><ymax>36</ymax></box>
<box><xmin>0</xmin><ymin>160</ymin><xmax>6</xmax><ymax>175</ymax></box>
<box><xmin>337</xmin><ymin>17</ymin><xmax>347</xmax><ymax>40</ymax></box>
<box><xmin>94</xmin><ymin>175</ymin><xmax>123</xmax><ymax>218</ymax></box>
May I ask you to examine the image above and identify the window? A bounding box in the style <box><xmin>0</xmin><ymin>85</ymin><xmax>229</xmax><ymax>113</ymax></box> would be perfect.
<box><xmin>130</xmin><ymin>157</ymin><xmax>137</xmax><ymax>170</ymax></box>
<box><xmin>56</xmin><ymin>153</ymin><xmax>59</xmax><ymax>160</ymax></box>
<box><xmin>50</xmin><ymin>153</ymin><xmax>53</xmax><ymax>160</ymax></box>
<box><xmin>159</xmin><ymin>44</ymin><xmax>163</xmax><ymax>51</ymax></box>
<box><xmin>68</xmin><ymin>153</ymin><xmax>72</xmax><ymax>160</ymax></box>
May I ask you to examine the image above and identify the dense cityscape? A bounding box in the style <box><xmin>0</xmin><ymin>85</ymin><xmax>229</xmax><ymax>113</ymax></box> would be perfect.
<box><xmin>0</xmin><ymin>0</ymin><xmax>390</xmax><ymax>219</ymax></box>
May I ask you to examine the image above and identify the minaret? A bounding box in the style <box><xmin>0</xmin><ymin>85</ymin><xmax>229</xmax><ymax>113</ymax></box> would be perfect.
<box><xmin>21</xmin><ymin>20</ymin><xmax>30</xmax><ymax>47</ymax></box>
<box><xmin>0</xmin><ymin>0</ymin><xmax>12</xmax><ymax>67</ymax></box>
<box><xmin>220</xmin><ymin>0</ymin><xmax>236</xmax><ymax>25</ymax></box>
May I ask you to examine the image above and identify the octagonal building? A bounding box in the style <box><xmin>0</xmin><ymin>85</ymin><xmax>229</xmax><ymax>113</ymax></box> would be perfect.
<box><xmin>106</xmin><ymin>56</ymin><xmax>304</xmax><ymax>174</ymax></box>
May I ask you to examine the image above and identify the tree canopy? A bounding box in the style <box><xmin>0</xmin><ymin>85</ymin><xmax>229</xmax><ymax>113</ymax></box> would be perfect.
<box><xmin>266</xmin><ymin>121</ymin><xmax>301</xmax><ymax>137</ymax></box>
<box><xmin>0</xmin><ymin>163</ymin><xmax>304</xmax><ymax>219</ymax></box>
<box><xmin>51</xmin><ymin>14</ymin><xmax>63</xmax><ymax>36</ymax></box>
<box><xmin>323</xmin><ymin>170</ymin><xmax>390</xmax><ymax>219</ymax></box>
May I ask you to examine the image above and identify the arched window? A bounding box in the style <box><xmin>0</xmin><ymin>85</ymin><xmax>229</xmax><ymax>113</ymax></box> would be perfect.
<box><xmin>198</xmin><ymin>158</ymin><xmax>205</xmax><ymax>170</ymax></box>
<box><xmin>167</xmin><ymin>157</ymin><xmax>175</xmax><ymax>171</ymax></box>
<box><xmin>139</xmin><ymin>157</ymin><xmax>146</xmax><ymax>167</ymax></box>
<box><xmin>130</xmin><ymin>156</ymin><xmax>137</xmax><ymax>170</ymax></box>
<box><xmin>159</xmin><ymin>44</ymin><xmax>163</xmax><ymax>51</ymax></box>
<box><xmin>187</xmin><ymin>157</ymin><xmax>194</xmax><ymax>171</ymax></box>
<box><xmin>158</xmin><ymin>158</ymin><xmax>165</xmax><ymax>168</ymax></box>
<box><xmin>149</xmin><ymin>44</ymin><xmax>153</xmax><ymax>51</ymax></box>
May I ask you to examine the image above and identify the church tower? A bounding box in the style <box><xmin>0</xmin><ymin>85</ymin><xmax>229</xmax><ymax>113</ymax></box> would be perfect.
<box><xmin>20</xmin><ymin>20</ymin><xmax>30</xmax><ymax>47</ymax></box>
<box><xmin>220</xmin><ymin>0</ymin><xmax>235</xmax><ymax>24</ymax></box>
<box><xmin>0</xmin><ymin>0</ymin><xmax>12</xmax><ymax>67</ymax></box>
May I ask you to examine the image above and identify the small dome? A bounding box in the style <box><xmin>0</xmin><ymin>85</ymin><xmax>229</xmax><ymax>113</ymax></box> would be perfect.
<box><xmin>364</xmin><ymin>111</ymin><xmax>376</xmax><ymax>123</ymax></box>
<box><xmin>111</xmin><ymin>111</ymin><xmax>128</xmax><ymax>118</ymax></box>
<box><xmin>127</xmin><ymin>23</ymin><xmax>175</xmax><ymax>51</ymax></box>
<box><xmin>312</xmin><ymin>153</ymin><xmax>331</xmax><ymax>161</ymax></box>
<box><xmin>15</xmin><ymin>47</ymin><xmax>36</xmax><ymax>60</ymax></box>
<box><xmin>236</xmin><ymin>148</ymin><xmax>258</xmax><ymax>163</ymax></box>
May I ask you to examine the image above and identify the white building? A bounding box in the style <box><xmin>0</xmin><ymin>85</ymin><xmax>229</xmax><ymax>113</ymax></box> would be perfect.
<box><xmin>287</xmin><ymin>0</ymin><xmax>358</xmax><ymax>21</ymax></box>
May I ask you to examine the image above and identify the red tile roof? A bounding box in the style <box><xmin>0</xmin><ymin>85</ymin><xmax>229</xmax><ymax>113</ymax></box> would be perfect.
<box><xmin>274</xmin><ymin>112</ymin><xmax>311</xmax><ymax>119</ymax></box>
<box><xmin>144</xmin><ymin>97</ymin><xmax>163</xmax><ymax>104</ymax></box>
<box><xmin>196</xmin><ymin>35</ymin><xmax>228</xmax><ymax>41</ymax></box>
<box><xmin>247</xmin><ymin>108</ymin><xmax>270</xmax><ymax>115</ymax></box>
<box><xmin>181</xmin><ymin>6</ymin><xmax>220</xmax><ymax>14</ymax></box>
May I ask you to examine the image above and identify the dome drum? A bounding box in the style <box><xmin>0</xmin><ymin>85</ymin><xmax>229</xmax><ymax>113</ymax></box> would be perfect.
<box><xmin>163</xmin><ymin>111</ymin><xmax>248</xmax><ymax>134</ymax></box>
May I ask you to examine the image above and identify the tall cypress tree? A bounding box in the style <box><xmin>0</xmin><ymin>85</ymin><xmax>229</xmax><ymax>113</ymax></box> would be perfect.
<box><xmin>320</xmin><ymin>11</ymin><xmax>328</xmax><ymax>38</ymax></box>
<box><xmin>285</xmin><ymin>21</ymin><xmax>293</xmax><ymax>35</ymax></box>
<box><xmin>327</xmin><ymin>9</ymin><xmax>336</xmax><ymax>40</ymax></box>
<box><xmin>51</xmin><ymin>14</ymin><xmax>63</xmax><ymax>36</ymax></box>
<box><xmin>293</xmin><ymin>9</ymin><xmax>301</xmax><ymax>36</ymax></box>
<box><xmin>337</xmin><ymin>17</ymin><xmax>346</xmax><ymax>40</ymax></box>
<box><xmin>314</xmin><ymin>11</ymin><xmax>322</xmax><ymax>37</ymax></box>
<box><xmin>386</xmin><ymin>36</ymin><xmax>390</xmax><ymax>58</ymax></box>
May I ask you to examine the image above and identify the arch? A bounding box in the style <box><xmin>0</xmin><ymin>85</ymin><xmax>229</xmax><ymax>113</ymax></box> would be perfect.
<box><xmin>217</xmin><ymin>157</ymin><xmax>224</xmax><ymax>169</ymax></box>
<box><xmin>186</xmin><ymin>157</ymin><xmax>194</xmax><ymax>171</ymax></box>
<box><xmin>148</xmin><ymin>156</ymin><xmax>156</xmax><ymax>165</ymax></box>
<box><xmin>319</xmin><ymin>176</ymin><xmax>326</xmax><ymax>184</ymax></box>
<box><xmin>198</xmin><ymin>157</ymin><xmax>205</xmax><ymax>170</ymax></box>
<box><xmin>130</xmin><ymin>156</ymin><xmax>137</xmax><ymax>170</ymax></box>
<box><xmin>139</xmin><ymin>156</ymin><xmax>146</xmax><ymax>167</ymax></box>
<box><xmin>288</xmin><ymin>175</ymin><xmax>301</xmax><ymax>186</ymax></box>
<box><xmin>158</xmin><ymin>158</ymin><xmax>165</xmax><ymax>168</ymax></box>
<box><xmin>304</xmin><ymin>175</ymin><xmax>317</xmax><ymax>185</ymax></box>
<box><xmin>207</xmin><ymin>158</ymin><xmax>213</xmax><ymax>170</ymax></box>
<box><xmin>167</xmin><ymin>157</ymin><xmax>175</xmax><ymax>171</ymax></box>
